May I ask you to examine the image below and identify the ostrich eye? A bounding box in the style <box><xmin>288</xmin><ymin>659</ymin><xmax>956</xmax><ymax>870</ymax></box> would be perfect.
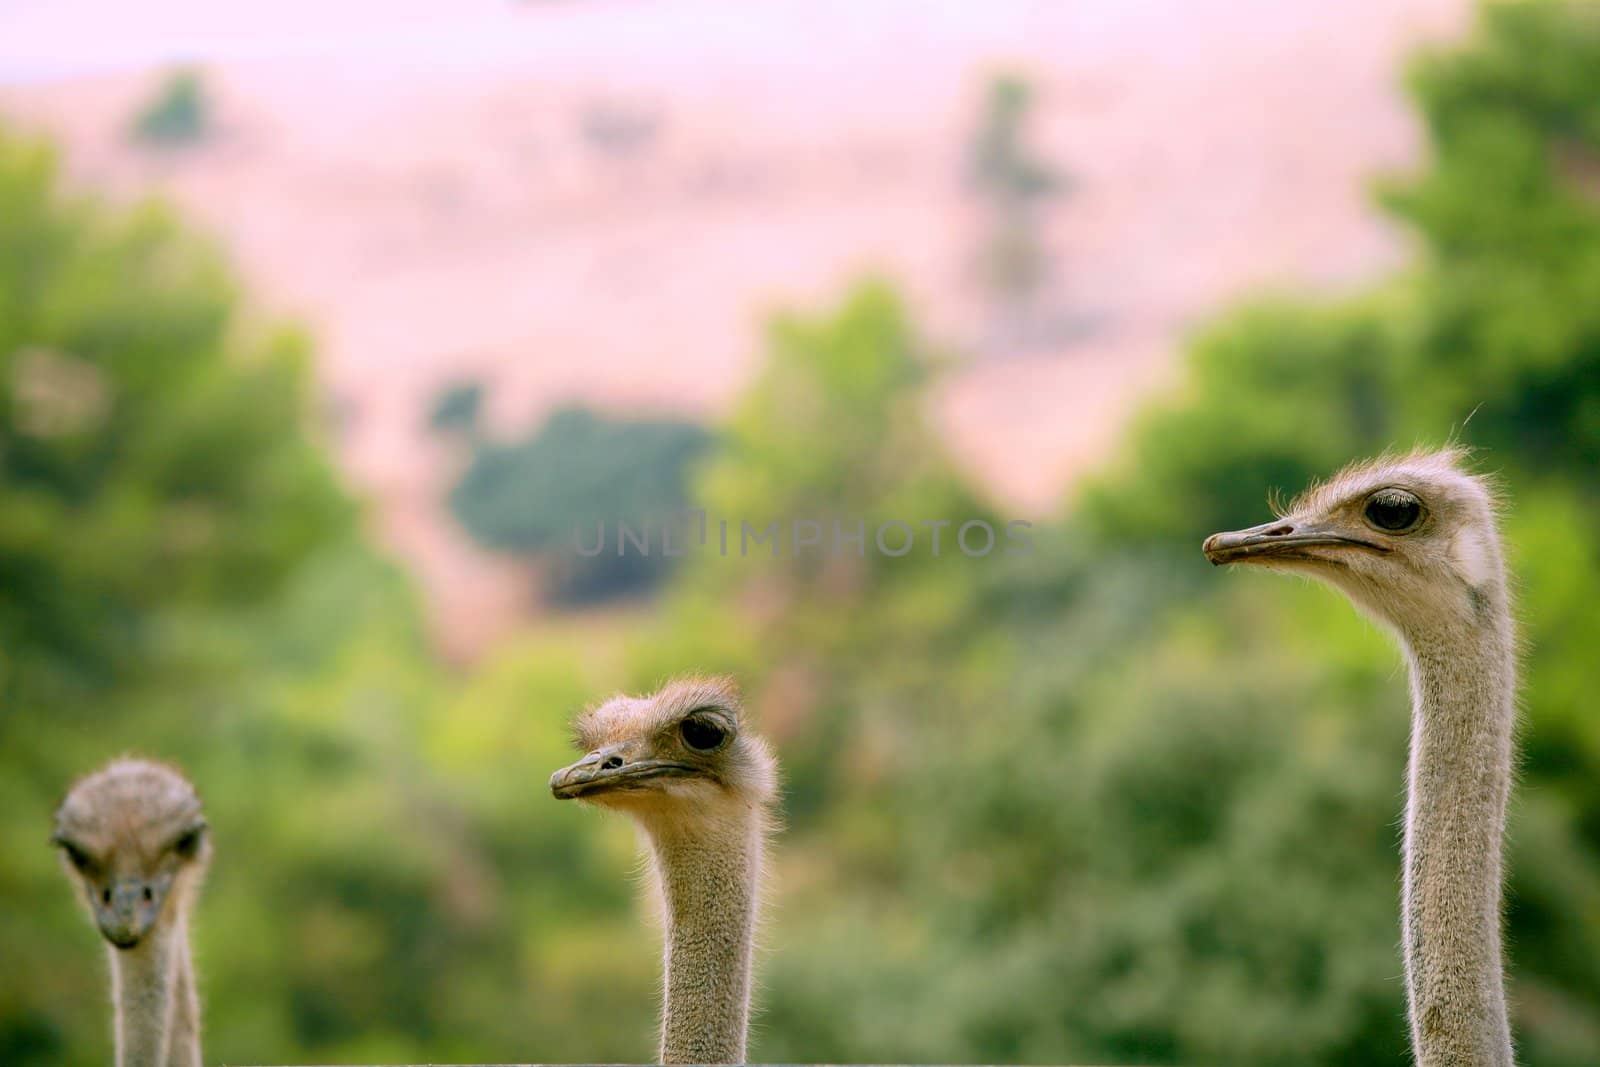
<box><xmin>1364</xmin><ymin>489</ymin><xmax>1424</xmax><ymax>532</ymax></box>
<box><xmin>173</xmin><ymin>827</ymin><xmax>204</xmax><ymax>859</ymax></box>
<box><xmin>59</xmin><ymin>842</ymin><xmax>93</xmax><ymax>873</ymax></box>
<box><xmin>680</xmin><ymin>716</ymin><xmax>728</xmax><ymax>752</ymax></box>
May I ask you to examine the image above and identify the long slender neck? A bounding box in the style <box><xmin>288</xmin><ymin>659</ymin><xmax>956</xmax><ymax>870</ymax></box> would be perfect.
<box><xmin>165</xmin><ymin>913</ymin><xmax>202</xmax><ymax>1067</ymax></box>
<box><xmin>645</xmin><ymin>808</ymin><xmax>764</xmax><ymax>1065</ymax></box>
<box><xmin>109</xmin><ymin>915</ymin><xmax>192</xmax><ymax>1067</ymax></box>
<box><xmin>1399</xmin><ymin>610</ymin><xmax>1516</xmax><ymax>1067</ymax></box>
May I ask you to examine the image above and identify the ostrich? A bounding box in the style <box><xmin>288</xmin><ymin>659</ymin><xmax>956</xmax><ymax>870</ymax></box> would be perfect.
<box><xmin>550</xmin><ymin>675</ymin><xmax>778</xmax><ymax>1065</ymax></box>
<box><xmin>52</xmin><ymin>758</ymin><xmax>211</xmax><ymax>1067</ymax></box>
<box><xmin>1203</xmin><ymin>448</ymin><xmax>1516</xmax><ymax>1067</ymax></box>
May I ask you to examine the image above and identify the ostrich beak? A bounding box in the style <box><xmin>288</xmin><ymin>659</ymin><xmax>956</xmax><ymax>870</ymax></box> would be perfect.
<box><xmin>95</xmin><ymin>878</ymin><xmax>167</xmax><ymax>949</ymax></box>
<box><xmin>550</xmin><ymin>745</ymin><xmax>697</xmax><ymax>799</ymax></box>
<box><xmin>1203</xmin><ymin>519</ymin><xmax>1388</xmax><ymax>565</ymax></box>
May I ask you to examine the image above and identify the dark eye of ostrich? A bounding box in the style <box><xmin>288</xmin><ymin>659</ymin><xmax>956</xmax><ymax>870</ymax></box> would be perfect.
<box><xmin>1364</xmin><ymin>488</ymin><xmax>1424</xmax><ymax>532</ymax></box>
<box><xmin>173</xmin><ymin>827</ymin><xmax>204</xmax><ymax>859</ymax></box>
<box><xmin>59</xmin><ymin>841</ymin><xmax>92</xmax><ymax>873</ymax></box>
<box><xmin>680</xmin><ymin>716</ymin><xmax>728</xmax><ymax>752</ymax></box>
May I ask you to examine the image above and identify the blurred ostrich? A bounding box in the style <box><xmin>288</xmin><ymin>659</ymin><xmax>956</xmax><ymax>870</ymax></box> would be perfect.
<box><xmin>551</xmin><ymin>676</ymin><xmax>778</xmax><ymax>1064</ymax></box>
<box><xmin>1205</xmin><ymin>449</ymin><xmax>1516</xmax><ymax>1067</ymax></box>
<box><xmin>52</xmin><ymin>758</ymin><xmax>211</xmax><ymax>1067</ymax></box>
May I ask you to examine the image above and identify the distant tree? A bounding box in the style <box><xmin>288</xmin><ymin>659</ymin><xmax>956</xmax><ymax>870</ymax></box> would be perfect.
<box><xmin>428</xmin><ymin>379</ymin><xmax>485</xmax><ymax>437</ymax></box>
<box><xmin>445</xmin><ymin>405</ymin><xmax>711</xmax><ymax>603</ymax></box>
<box><xmin>130</xmin><ymin>69</ymin><xmax>210</xmax><ymax>147</ymax></box>
<box><xmin>966</xmin><ymin>74</ymin><xmax>1071</xmax><ymax>349</ymax></box>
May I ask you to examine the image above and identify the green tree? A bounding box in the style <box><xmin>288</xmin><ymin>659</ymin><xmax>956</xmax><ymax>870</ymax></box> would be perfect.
<box><xmin>0</xmin><ymin>125</ymin><xmax>350</xmax><ymax>710</ymax></box>
<box><xmin>445</xmin><ymin>404</ymin><xmax>711</xmax><ymax>603</ymax></box>
<box><xmin>1382</xmin><ymin>1</ymin><xmax>1600</xmax><ymax>480</ymax></box>
<box><xmin>129</xmin><ymin>70</ymin><xmax>210</xmax><ymax>147</ymax></box>
<box><xmin>428</xmin><ymin>379</ymin><xmax>485</xmax><ymax>437</ymax></box>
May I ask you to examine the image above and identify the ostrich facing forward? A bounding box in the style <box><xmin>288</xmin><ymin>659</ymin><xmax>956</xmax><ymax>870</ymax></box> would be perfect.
<box><xmin>551</xmin><ymin>676</ymin><xmax>778</xmax><ymax>1065</ymax></box>
<box><xmin>1205</xmin><ymin>449</ymin><xmax>1516</xmax><ymax>1067</ymax></box>
<box><xmin>52</xmin><ymin>758</ymin><xmax>211</xmax><ymax>1067</ymax></box>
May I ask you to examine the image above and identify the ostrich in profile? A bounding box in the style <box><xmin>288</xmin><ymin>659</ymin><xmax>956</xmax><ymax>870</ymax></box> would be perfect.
<box><xmin>1204</xmin><ymin>448</ymin><xmax>1516</xmax><ymax>1067</ymax></box>
<box><xmin>550</xmin><ymin>676</ymin><xmax>778</xmax><ymax>1065</ymax></box>
<box><xmin>52</xmin><ymin>758</ymin><xmax>211</xmax><ymax>1067</ymax></box>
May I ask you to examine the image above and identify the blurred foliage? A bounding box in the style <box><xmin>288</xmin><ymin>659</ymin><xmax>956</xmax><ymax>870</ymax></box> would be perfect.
<box><xmin>129</xmin><ymin>69</ymin><xmax>210</xmax><ymax>148</ymax></box>
<box><xmin>0</xmin><ymin>125</ymin><xmax>351</xmax><ymax>702</ymax></box>
<box><xmin>4</xmin><ymin>3</ymin><xmax>1600</xmax><ymax>1066</ymax></box>
<box><xmin>440</xmin><ymin>403</ymin><xmax>712</xmax><ymax>603</ymax></box>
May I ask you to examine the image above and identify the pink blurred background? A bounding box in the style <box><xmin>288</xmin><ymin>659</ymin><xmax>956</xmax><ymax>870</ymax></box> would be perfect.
<box><xmin>0</xmin><ymin>0</ymin><xmax>1467</xmax><ymax>657</ymax></box>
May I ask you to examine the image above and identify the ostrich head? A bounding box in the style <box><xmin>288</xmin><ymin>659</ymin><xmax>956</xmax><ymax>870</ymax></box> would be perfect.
<box><xmin>550</xmin><ymin>676</ymin><xmax>777</xmax><ymax>826</ymax></box>
<box><xmin>52</xmin><ymin>759</ymin><xmax>210</xmax><ymax>950</ymax></box>
<box><xmin>1202</xmin><ymin>448</ymin><xmax>1505</xmax><ymax>635</ymax></box>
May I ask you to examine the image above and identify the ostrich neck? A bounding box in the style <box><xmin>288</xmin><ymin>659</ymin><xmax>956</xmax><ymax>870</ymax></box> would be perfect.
<box><xmin>166</xmin><ymin>914</ymin><xmax>202</xmax><ymax>1067</ymax></box>
<box><xmin>1400</xmin><ymin>613</ymin><xmax>1516</xmax><ymax>1067</ymax></box>
<box><xmin>646</xmin><ymin>809</ymin><xmax>763</xmax><ymax>1065</ymax></box>
<box><xmin>110</xmin><ymin>913</ymin><xmax>197</xmax><ymax>1067</ymax></box>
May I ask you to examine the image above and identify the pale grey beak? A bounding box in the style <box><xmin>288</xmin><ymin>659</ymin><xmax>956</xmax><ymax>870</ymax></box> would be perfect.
<box><xmin>1203</xmin><ymin>519</ymin><xmax>1388</xmax><ymax>565</ymax></box>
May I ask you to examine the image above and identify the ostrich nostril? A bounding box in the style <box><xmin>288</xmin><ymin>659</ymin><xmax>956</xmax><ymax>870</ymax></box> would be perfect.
<box><xmin>101</xmin><ymin>888</ymin><xmax>110</xmax><ymax>905</ymax></box>
<box><xmin>600</xmin><ymin>756</ymin><xmax>623</xmax><ymax>771</ymax></box>
<box><xmin>1263</xmin><ymin>523</ymin><xmax>1294</xmax><ymax>537</ymax></box>
<box><xmin>142</xmin><ymin>887</ymin><xmax>152</xmax><ymax>902</ymax></box>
